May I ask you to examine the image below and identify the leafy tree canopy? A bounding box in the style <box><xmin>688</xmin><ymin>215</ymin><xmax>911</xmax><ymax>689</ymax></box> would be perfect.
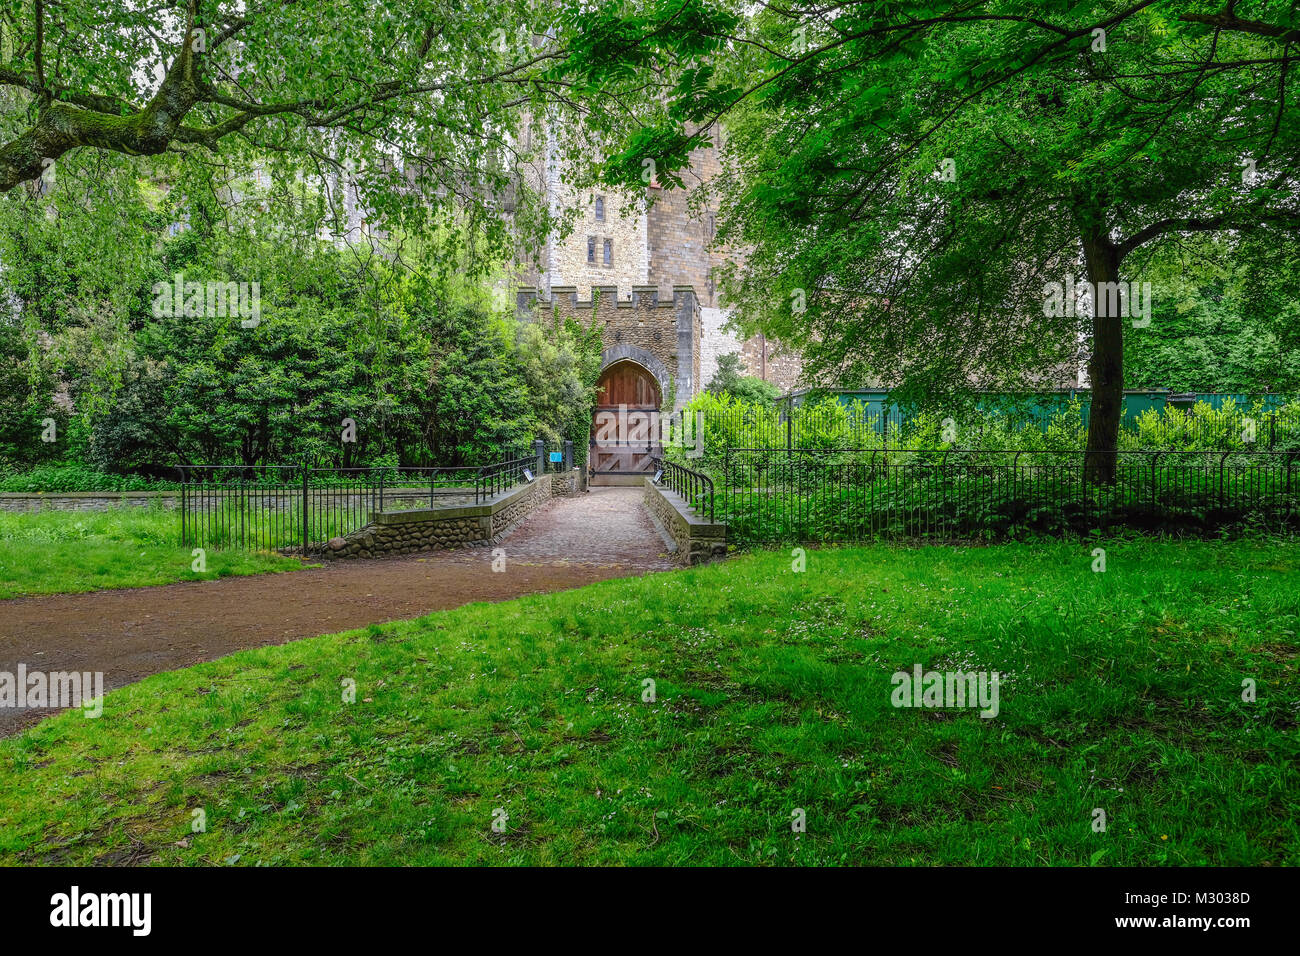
<box><xmin>0</xmin><ymin>151</ymin><xmax>601</xmax><ymax>470</ymax></box>
<box><xmin>560</xmin><ymin>1</ymin><xmax>1300</xmax><ymax>473</ymax></box>
<box><xmin>1126</xmin><ymin>236</ymin><xmax>1300</xmax><ymax>392</ymax></box>
<box><xmin>0</xmin><ymin>0</ymin><xmax>623</xmax><ymax>266</ymax></box>
<box><xmin>707</xmin><ymin>352</ymin><xmax>782</xmax><ymax>404</ymax></box>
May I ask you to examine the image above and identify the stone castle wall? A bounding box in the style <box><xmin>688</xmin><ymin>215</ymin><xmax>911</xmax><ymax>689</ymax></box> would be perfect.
<box><xmin>518</xmin><ymin>285</ymin><xmax>700</xmax><ymax>410</ymax></box>
<box><xmin>740</xmin><ymin>334</ymin><xmax>804</xmax><ymax>394</ymax></box>
<box><xmin>699</xmin><ymin>308</ymin><xmax>804</xmax><ymax>394</ymax></box>
<box><xmin>517</xmin><ymin>114</ymin><xmax>649</xmax><ymax>294</ymax></box>
<box><xmin>520</xmin><ymin>126</ymin><xmax>804</xmax><ymax>399</ymax></box>
<box><xmin>646</xmin><ymin>140</ymin><xmax>725</xmax><ymax>307</ymax></box>
<box><xmin>541</xmin><ymin>190</ymin><xmax>649</xmax><ymax>294</ymax></box>
<box><xmin>699</xmin><ymin>306</ymin><xmax>741</xmax><ymax>390</ymax></box>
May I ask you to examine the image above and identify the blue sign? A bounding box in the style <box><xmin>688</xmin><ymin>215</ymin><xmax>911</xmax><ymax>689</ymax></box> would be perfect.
<box><xmin>549</xmin><ymin>452</ymin><xmax>563</xmax><ymax>462</ymax></box>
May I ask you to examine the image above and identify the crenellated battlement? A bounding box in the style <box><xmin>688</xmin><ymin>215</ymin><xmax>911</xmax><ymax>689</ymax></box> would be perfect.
<box><xmin>515</xmin><ymin>285</ymin><xmax>697</xmax><ymax>313</ymax></box>
<box><xmin>516</xmin><ymin>285</ymin><xmax>701</xmax><ymax>411</ymax></box>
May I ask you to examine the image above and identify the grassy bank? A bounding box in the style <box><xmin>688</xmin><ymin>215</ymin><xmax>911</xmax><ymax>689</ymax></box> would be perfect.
<box><xmin>0</xmin><ymin>508</ymin><xmax>303</xmax><ymax>599</ymax></box>
<box><xmin>0</xmin><ymin>537</ymin><xmax>1295</xmax><ymax>865</ymax></box>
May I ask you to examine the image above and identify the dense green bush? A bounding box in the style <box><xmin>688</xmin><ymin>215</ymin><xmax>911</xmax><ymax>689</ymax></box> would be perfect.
<box><xmin>706</xmin><ymin>353</ymin><xmax>783</xmax><ymax>404</ymax></box>
<box><xmin>717</xmin><ymin>458</ymin><xmax>1299</xmax><ymax>544</ymax></box>
<box><xmin>1127</xmin><ymin>398</ymin><xmax>1300</xmax><ymax>451</ymax></box>
<box><xmin>670</xmin><ymin>392</ymin><xmax>1300</xmax><ymax>466</ymax></box>
<box><xmin>0</xmin><ymin>171</ymin><xmax>602</xmax><ymax>477</ymax></box>
<box><xmin>0</xmin><ymin>466</ymin><xmax>174</xmax><ymax>492</ymax></box>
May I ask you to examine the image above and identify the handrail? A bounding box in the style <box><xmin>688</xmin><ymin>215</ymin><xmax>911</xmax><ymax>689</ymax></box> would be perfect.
<box><xmin>653</xmin><ymin>457</ymin><xmax>715</xmax><ymax>521</ymax></box>
<box><xmin>474</xmin><ymin>453</ymin><xmax>535</xmax><ymax>503</ymax></box>
<box><xmin>175</xmin><ymin>450</ymin><xmax>551</xmax><ymax>554</ymax></box>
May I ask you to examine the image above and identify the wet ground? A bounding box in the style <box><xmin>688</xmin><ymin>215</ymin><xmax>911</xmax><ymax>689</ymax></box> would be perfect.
<box><xmin>0</xmin><ymin>487</ymin><xmax>675</xmax><ymax>737</ymax></box>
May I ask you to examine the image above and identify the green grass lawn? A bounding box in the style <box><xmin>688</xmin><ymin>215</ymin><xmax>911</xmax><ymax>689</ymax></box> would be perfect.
<box><xmin>0</xmin><ymin>507</ymin><xmax>304</xmax><ymax>599</ymax></box>
<box><xmin>1</xmin><ymin>537</ymin><xmax>1296</xmax><ymax>865</ymax></box>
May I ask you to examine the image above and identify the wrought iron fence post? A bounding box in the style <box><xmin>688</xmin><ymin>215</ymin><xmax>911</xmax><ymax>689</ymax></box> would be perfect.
<box><xmin>179</xmin><ymin>466</ymin><xmax>187</xmax><ymax>547</ymax></box>
<box><xmin>1220</xmin><ymin>451</ymin><xmax>1229</xmax><ymax>511</ymax></box>
<box><xmin>723</xmin><ymin>448</ymin><xmax>731</xmax><ymax>515</ymax></box>
<box><xmin>1286</xmin><ymin>457</ymin><xmax>1296</xmax><ymax>527</ymax></box>
<box><xmin>1012</xmin><ymin>451</ymin><xmax>1022</xmax><ymax>527</ymax></box>
<box><xmin>1150</xmin><ymin>451</ymin><xmax>1162</xmax><ymax>520</ymax></box>
<box><xmin>301</xmin><ymin>464</ymin><xmax>309</xmax><ymax>556</ymax></box>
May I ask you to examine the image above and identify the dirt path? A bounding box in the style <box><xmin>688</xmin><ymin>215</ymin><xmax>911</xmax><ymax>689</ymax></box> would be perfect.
<box><xmin>0</xmin><ymin>487</ymin><xmax>674</xmax><ymax>737</ymax></box>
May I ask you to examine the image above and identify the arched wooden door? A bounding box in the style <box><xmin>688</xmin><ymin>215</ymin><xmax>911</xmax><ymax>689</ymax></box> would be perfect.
<box><xmin>591</xmin><ymin>361</ymin><xmax>662</xmax><ymax>475</ymax></box>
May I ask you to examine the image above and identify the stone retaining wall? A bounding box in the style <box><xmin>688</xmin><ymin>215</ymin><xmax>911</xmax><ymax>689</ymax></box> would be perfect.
<box><xmin>320</xmin><ymin>477</ymin><xmax>554</xmax><ymax>560</ymax></box>
<box><xmin>487</xmin><ymin>477</ymin><xmax>553</xmax><ymax>544</ymax></box>
<box><xmin>0</xmin><ymin>491</ymin><xmax>182</xmax><ymax>513</ymax></box>
<box><xmin>0</xmin><ymin>487</ymin><xmax>473</xmax><ymax>514</ymax></box>
<box><xmin>642</xmin><ymin>478</ymin><xmax>727</xmax><ymax>565</ymax></box>
<box><xmin>551</xmin><ymin>471</ymin><xmax>579</xmax><ymax>497</ymax></box>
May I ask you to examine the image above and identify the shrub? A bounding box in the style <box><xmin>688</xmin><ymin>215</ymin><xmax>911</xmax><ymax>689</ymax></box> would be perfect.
<box><xmin>0</xmin><ymin>465</ymin><xmax>173</xmax><ymax>492</ymax></box>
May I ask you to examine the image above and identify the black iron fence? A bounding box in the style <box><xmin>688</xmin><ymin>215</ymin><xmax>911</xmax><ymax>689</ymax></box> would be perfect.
<box><xmin>652</xmin><ymin>457</ymin><xmax>715</xmax><ymax>521</ymax></box>
<box><xmin>685</xmin><ymin>395</ymin><xmax>1300</xmax><ymax>453</ymax></box>
<box><xmin>475</xmin><ymin>452</ymin><xmax>536</xmax><ymax>500</ymax></box>
<box><xmin>536</xmin><ymin>439</ymin><xmax>576</xmax><ymax>474</ymax></box>
<box><xmin>180</xmin><ymin>453</ymin><xmax>532</xmax><ymax>554</ymax></box>
<box><xmin>716</xmin><ymin>448</ymin><xmax>1300</xmax><ymax>543</ymax></box>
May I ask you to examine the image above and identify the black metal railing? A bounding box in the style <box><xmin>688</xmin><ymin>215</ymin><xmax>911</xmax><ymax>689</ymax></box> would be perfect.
<box><xmin>685</xmin><ymin>395</ymin><xmax>1300</xmax><ymax>453</ymax></box>
<box><xmin>653</xmin><ymin>457</ymin><xmax>715</xmax><ymax>521</ymax></box>
<box><xmin>475</xmin><ymin>452</ymin><xmax>536</xmax><ymax>501</ymax></box>
<box><xmin>178</xmin><ymin>456</ymin><xmax>525</xmax><ymax>554</ymax></box>
<box><xmin>715</xmin><ymin>448</ymin><xmax>1299</xmax><ymax>543</ymax></box>
<box><xmin>177</xmin><ymin>465</ymin><xmax>304</xmax><ymax>554</ymax></box>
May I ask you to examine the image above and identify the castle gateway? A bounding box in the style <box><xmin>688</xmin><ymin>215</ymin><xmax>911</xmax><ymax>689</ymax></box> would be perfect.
<box><xmin>516</xmin><ymin>285</ymin><xmax>698</xmax><ymax>481</ymax></box>
<box><xmin>515</xmin><ymin>137</ymin><xmax>803</xmax><ymax>481</ymax></box>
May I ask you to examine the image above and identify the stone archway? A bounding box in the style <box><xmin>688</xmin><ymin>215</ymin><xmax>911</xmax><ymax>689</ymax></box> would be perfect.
<box><xmin>591</xmin><ymin>355</ymin><xmax>664</xmax><ymax>480</ymax></box>
<box><xmin>599</xmin><ymin>345</ymin><xmax>671</xmax><ymax>403</ymax></box>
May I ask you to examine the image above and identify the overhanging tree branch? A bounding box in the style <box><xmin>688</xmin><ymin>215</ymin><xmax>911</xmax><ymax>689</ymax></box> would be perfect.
<box><xmin>1180</xmin><ymin>9</ymin><xmax>1300</xmax><ymax>44</ymax></box>
<box><xmin>1117</xmin><ymin>205</ymin><xmax>1300</xmax><ymax>259</ymax></box>
<box><xmin>0</xmin><ymin>2</ymin><xmax>574</xmax><ymax>193</ymax></box>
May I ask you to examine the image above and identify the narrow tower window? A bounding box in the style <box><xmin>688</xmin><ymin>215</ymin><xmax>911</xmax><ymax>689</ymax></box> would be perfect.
<box><xmin>587</xmin><ymin>236</ymin><xmax>596</xmax><ymax>263</ymax></box>
<box><xmin>603</xmin><ymin>238</ymin><xmax>612</xmax><ymax>266</ymax></box>
<box><xmin>595</xmin><ymin>196</ymin><xmax>605</xmax><ymax>221</ymax></box>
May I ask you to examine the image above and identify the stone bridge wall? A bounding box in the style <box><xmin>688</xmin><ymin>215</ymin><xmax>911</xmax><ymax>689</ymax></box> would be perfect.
<box><xmin>320</xmin><ymin>477</ymin><xmax>555</xmax><ymax>560</ymax></box>
<box><xmin>642</xmin><ymin>478</ymin><xmax>727</xmax><ymax>566</ymax></box>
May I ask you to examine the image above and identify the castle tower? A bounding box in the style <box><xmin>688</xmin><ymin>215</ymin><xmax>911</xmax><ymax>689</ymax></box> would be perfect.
<box><xmin>520</xmin><ymin>129</ymin><xmax>803</xmax><ymax>405</ymax></box>
<box><xmin>516</xmin><ymin>126</ymin><xmax>803</xmax><ymax>482</ymax></box>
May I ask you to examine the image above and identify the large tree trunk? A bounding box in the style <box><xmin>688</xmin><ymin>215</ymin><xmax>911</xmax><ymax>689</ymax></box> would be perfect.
<box><xmin>1081</xmin><ymin>228</ymin><xmax>1123</xmax><ymax>483</ymax></box>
